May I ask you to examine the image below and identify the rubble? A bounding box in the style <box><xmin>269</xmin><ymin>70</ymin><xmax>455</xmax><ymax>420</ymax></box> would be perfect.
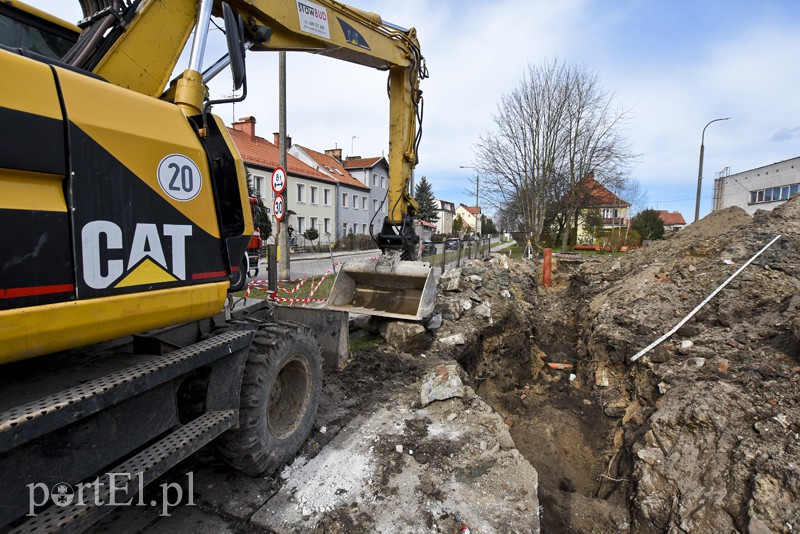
<box><xmin>548</xmin><ymin>197</ymin><xmax>800</xmax><ymax>532</ymax></box>
<box><xmin>96</xmin><ymin>197</ymin><xmax>799</xmax><ymax>533</ymax></box>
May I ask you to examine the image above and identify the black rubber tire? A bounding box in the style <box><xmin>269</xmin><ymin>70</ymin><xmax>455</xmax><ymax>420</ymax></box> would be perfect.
<box><xmin>218</xmin><ymin>321</ymin><xmax>322</xmax><ymax>475</ymax></box>
<box><xmin>228</xmin><ymin>257</ymin><xmax>248</xmax><ymax>292</ymax></box>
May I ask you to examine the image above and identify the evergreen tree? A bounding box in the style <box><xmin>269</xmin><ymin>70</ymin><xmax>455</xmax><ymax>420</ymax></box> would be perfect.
<box><xmin>247</xmin><ymin>174</ymin><xmax>273</xmax><ymax>238</ymax></box>
<box><xmin>631</xmin><ymin>208</ymin><xmax>665</xmax><ymax>240</ymax></box>
<box><xmin>414</xmin><ymin>175</ymin><xmax>439</xmax><ymax>223</ymax></box>
<box><xmin>482</xmin><ymin>217</ymin><xmax>498</xmax><ymax>235</ymax></box>
<box><xmin>452</xmin><ymin>214</ymin><xmax>464</xmax><ymax>235</ymax></box>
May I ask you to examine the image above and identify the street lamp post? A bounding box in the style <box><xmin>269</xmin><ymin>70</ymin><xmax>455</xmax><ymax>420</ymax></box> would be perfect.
<box><xmin>459</xmin><ymin>165</ymin><xmax>480</xmax><ymax>235</ymax></box>
<box><xmin>694</xmin><ymin>117</ymin><xmax>731</xmax><ymax>223</ymax></box>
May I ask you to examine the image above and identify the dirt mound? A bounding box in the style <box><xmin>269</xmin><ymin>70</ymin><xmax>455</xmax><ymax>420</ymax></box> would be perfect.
<box><xmin>559</xmin><ymin>197</ymin><xmax>800</xmax><ymax>532</ymax></box>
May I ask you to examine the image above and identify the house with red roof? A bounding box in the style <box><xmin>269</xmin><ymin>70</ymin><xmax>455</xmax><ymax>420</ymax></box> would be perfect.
<box><xmin>658</xmin><ymin>210</ymin><xmax>686</xmax><ymax>232</ymax></box>
<box><xmin>575</xmin><ymin>174</ymin><xmax>631</xmax><ymax>244</ymax></box>
<box><xmin>228</xmin><ymin>117</ymin><xmax>338</xmax><ymax>243</ymax></box>
<box><xmin>343</xmin><ymin>156</ymin><xmax>390</xmax><ymax>226</ymax></box>
<box><xmin>455</xmin><ymin>204</ymin><xmax>482</xmax><ymax>235</ymax></box>
<box><xmin>289</xmin><ymin>145</ymin><xmax>372</xmax><ymax>240</ymax></box>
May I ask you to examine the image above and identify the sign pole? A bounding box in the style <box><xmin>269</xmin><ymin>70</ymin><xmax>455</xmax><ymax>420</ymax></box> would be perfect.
<box><xmin>277</xmin><ymin>51</ymin><xmax>290</xmax><ymax>280</ymax></box>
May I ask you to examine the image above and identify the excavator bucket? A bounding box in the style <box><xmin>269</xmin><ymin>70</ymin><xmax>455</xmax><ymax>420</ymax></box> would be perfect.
<box><xmin>326</xmin><ymin>256</ymin><xmax>437</xmax><ymax>320</ymax></box>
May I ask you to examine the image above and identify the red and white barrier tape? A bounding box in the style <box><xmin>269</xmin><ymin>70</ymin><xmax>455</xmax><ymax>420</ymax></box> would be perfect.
<box><xmin>244</xmin><ymin>262</ymin><xmax>343</xmax><ymax>304</ymax></box>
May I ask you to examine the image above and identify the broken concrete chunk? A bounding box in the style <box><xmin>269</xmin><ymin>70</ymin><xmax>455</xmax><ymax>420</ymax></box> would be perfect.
<box><xmin>500</xmin><ymin>289</ymin><xmax>512</xmax><ymax>299</ymax></box>
<box><xmin>426</xmin><ymin>313</ymin><xmax>443</xmax><ymax>330</ymax></box>
<box><xmin>378</xmin><ymin>321</ymin><xmax>430</xmax><ymax>353</ymax></box>
<box><xmin>467</xmin><ymin>274</ymin><xmax>483</xmax><ymax>287</ymax></box>
<box><xmin>461</xmin><ymin>300</ymin><xmax>473</xmax><ymax>312</ymax></box>
<box><xmin>440</xmin><ymin>269</ymin><xmax>463</xmax><ymax>291</ymax></box>
<box><xmin>474</xmin><ymin>303</ymin><xmax>492</xmax><ymax>319</ymax></box>
<box><xmin>438</xmin><ymin>333</ymin><xmax>466</xmax><ymax>347</ymax></box>
<box><xmin>420</xmin><ymin>363</ymin><xmax>466</xmax><ymax>406</ymax></box>
<box><xmin>678</xmin><ymin>339</ymin><xmax>694</xmax><ymax>354</ymax></box>
<box><xmin>636</xmin><ymin>448</ymin><xmax>664</xmax><ymax>466</ymax></box>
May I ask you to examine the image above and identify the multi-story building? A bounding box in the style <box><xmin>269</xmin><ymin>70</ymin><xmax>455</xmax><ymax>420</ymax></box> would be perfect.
<box><xmin>575</xmin><ymin>174</ymin><xmax>630</xmax><ymax>244</ymax></box>
<box><xmin>343</xmin><ymin>156</ymin><xmax>390</xmax><ymax>224</ymax></box>
<box><xmin>455</xmin><ymin>204</ymin><xmax>481</xmax><ymax>235</ymax></box>
<box><xmin>289</xmin><ymin>146</ymin><xmax>372</xmax><ymax>240</ymax></box>
<box><xmin>712</xmin><ymin>156</ymin><xmax>800</xmax><ymax>215</ymax></box>
<box><xmin>227</xmin><ymin>117</ymin><xmax>337</xmax><ymax>245</ymax></box>
<box><xmin>435</xmin><ymin>200</ymin><xmax>456</xmax><ymax>235</ymax></box>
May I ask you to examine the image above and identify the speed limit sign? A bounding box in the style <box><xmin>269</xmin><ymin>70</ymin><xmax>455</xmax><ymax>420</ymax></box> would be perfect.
<box><xmin>273</xmin><ymin>194</ymin><xmax>285</xmax><ymax>222</ymax></box>
<box><xmin>271</xmin><ymin>167</ymin><xmax>286</xmax><ymax>194</ymax></box>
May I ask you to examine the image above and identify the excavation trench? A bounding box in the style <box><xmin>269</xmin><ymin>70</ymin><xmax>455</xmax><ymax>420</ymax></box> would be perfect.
<box><xmin>456</xmin><ymin>302</ymin><xmax>634</xmax><ymax>533</ymax></box>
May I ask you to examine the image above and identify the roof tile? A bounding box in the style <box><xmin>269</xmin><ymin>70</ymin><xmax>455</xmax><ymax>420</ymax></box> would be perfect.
<box><xmin>227</xmin><ymin>129</ymin><xmax>335</xmax><ymax>183</ymax></box>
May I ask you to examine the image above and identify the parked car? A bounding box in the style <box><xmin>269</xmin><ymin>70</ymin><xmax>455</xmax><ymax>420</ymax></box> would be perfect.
<box><xmin>421</xmin><ymin>240</ymin><xmax>434</xmax><ymax>256</ymax></box>
<box><xmin>466</xmin><ymin>235</ymin><xmax>479</xmax><ymax>243</ymax></box>
<box><xmin>444</xmin><ymin>237</ymin><xmax>460</xmax><ymax>250</ymax></box>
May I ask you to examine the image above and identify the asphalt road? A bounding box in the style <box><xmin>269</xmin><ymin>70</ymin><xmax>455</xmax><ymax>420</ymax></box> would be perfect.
<box><xmin>247</xmin><ymin>249</ymin><xmax>382</xmax><ymax>283</ymax></box>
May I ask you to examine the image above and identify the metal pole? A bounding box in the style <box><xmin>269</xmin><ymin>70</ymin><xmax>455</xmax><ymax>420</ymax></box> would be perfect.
<box><xmin>694</xmin><ymin>117</ymin><xmax>730</xmax><ymax>223</ymax></box>
<box><xmin>278</xmin><ymin>51</ymin><xmax>290</xmax><ymax>280</ymax></box>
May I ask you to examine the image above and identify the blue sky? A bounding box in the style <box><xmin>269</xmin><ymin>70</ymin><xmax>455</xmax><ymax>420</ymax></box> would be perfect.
<box><xmin>30</xmin><ymin>0</ymin><xmax>800</xmax><ymax>223</ymax></box>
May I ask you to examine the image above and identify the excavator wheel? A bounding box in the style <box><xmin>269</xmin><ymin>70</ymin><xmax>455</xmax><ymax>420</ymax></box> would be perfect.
<box><xmin>218</xmin><ymin>321</ymin><xmax>322</xmax><ymax>475</ymax></box>
<box><xmin>229</xmin><ymin>257</ymin><xmax>248</xmax><ymax>292</ymax></box>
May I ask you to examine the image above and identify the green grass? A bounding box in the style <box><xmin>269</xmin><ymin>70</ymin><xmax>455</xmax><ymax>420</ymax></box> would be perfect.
<box><xmin>349</xmin><ymin>331</ymin><xmax>383</xmax><ymax>351</ymax></box>
<box><xmin>233</xmin><ymin>274</ymin><xmax>335</xmax><ymax>302</ymax></box>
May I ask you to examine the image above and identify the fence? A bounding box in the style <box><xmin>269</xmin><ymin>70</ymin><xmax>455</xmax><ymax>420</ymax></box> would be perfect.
<box><xmin>427</xmin><ymin>237</ymin><xmax>493</xmax><ymax>274</ymax></box>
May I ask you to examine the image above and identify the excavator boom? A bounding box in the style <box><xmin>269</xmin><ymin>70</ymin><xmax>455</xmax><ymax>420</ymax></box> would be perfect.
<box><xmin>68</xmin><ymin>0</ymin><xmax>435</xmax><ymax>319</ymax></box>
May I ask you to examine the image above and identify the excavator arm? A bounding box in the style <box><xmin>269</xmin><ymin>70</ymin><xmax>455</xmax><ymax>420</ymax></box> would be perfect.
<box><xmin>66</xmin><ymin>0</ymin><xmax>426</xmax><ymax>258</ymax></box>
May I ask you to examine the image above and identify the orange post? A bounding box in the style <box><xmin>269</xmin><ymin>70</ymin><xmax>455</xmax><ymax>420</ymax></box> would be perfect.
<box><xmin>543</xmin><ymin>248</ymin><xmax>552</xmax><ymax>287</ymax></box>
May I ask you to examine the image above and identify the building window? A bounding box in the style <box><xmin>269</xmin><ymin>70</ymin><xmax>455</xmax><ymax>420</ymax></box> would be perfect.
<box><xmin>342</xmin><ymin>193</ymin><xmax>348</xmax><ymax>208</ymax></box>
<box><xmin>749</xmin><ymin>183</ymin><xmax>800</xmax><ymax>204</ymax></box>
<box><xmin>253</xmin><ymin>175</ymin><xmax>265</xmax><ymax>198</ymax></box>
<box><xmin>380</xmin><ymin>176</ymin><xmax>386</xmax><ymax>189</ymax></box>
<box><xmin>310</xmin><ymin>217</ymin><xmax>317</xmax><ymax>232</ymax></box>
<box><xmin>342</xmin><ymin>222</ymin><xmax>348</xmax><ymax>236</ymax></box>
<box><xmin>310</xmin><ymin>186</ymin><xmax>318</xmax><ymax>204</ymax></box>
<box><xmin>373</xmin><ymin>199</ymin><xmax>379</xmax><ymax>213</ymax></box>
<box><xmin>362</xmin><ymin>224</ymin><xmax>367</xmax><ymax>234</ymax></box>
<box><xmin>297</xmin><ymin>217</ymin><xmax>305</xmax><ymax>233</ymax></box>
<box><xmin>372</xmin><ymin>173</ymin><xmax>377</xmax><ymax>186</ymax></box>
<box><xmin>324</xmin><ymin>218</ymin><xmax>331</xmax><ymax>234</ymax></box>
<box><xmin>362</xmin><ymin>197</ymin><xmax>367</xmax><ymax>210</ymax></box>
<box><xmin>324</xmin><ymin>188</ymin><xmax>331</xmax><ymax>206</ymax></box>
<box><xmin>602</xmin><ymin>208</ymin><xmax>619</xmax><ymax>219</ymax></box>
<box><xmin>352</xmin><ymin>195</ymin><xmax>358</xmax><ymax>210</ymax></box>
<box><xmin>296</xmin><ymin>183</ymin><xmax>305</xmax><ymax>203</ymax></box>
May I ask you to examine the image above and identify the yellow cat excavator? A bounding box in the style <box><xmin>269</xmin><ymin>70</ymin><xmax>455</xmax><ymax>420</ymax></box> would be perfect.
<box><xmin>0</xmin><ymin>0</ymin><xmax>430</xmax><ymax>530</ymax></box>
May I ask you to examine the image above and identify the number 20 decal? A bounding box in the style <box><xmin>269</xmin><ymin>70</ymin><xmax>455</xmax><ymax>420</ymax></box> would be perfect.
<box><xmin>157</xmin><ymin>154</ymin><xmax>202</xmax><ymax>201</ymax></box>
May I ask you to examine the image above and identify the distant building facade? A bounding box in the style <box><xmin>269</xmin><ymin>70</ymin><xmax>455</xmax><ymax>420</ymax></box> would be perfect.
<box><xmin>289</xmin><ymin>146</ymin><xmax>371</xmax><ymax>240</ymax></box>
<box><xmin>658</xmin><ymin>210</ymin><xmax>686</xmax><ymax>232</ymax></box>
<box><xmin>344</xmin><ymin>156</ymin><xmax>389</xmax><ymax>226</ymax></box>
<box><xmin>227</xmin><ymin>117</ymin><xmax>336</xmax><ymax>244</ymax></box>
<box><xmin>575</xmin><ymin>175</ymin><xmax>630</xmax><ymax>245</ymax></box>
<box><xmin>435</xmin><ymin>200</ymin><xmax>456</xmax><ymax>235</ymax></box>
<box><xmin>455</xmin><ymin>204</ymin><xmax>481</xmax><ymax>235</ymax></box>
<box><xmin>712</xmin><ymin>156</ymin><xmax>800</xmax><ymax>215</ymax></box>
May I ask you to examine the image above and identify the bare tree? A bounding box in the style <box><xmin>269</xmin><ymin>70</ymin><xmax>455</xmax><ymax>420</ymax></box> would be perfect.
<box><xmin>476</xmin><ymin>60</ymin><xmax>572</xmax><ymax>249</ymax></box>
<box><xmin>476</xmin><ymin>59</ymin><xmax>634</xmax><ymax>250</ymax></box>
<box><xmin>557</xmin><ymin>65</ymin><xmax>632</xmax><ymax>249</ymax></box>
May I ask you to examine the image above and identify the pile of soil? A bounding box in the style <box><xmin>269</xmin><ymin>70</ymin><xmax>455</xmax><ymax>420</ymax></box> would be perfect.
<box><xmin>546</xmin><ymin>197</ymin><xmax>800</xmax><ymax>532</ymax></box>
